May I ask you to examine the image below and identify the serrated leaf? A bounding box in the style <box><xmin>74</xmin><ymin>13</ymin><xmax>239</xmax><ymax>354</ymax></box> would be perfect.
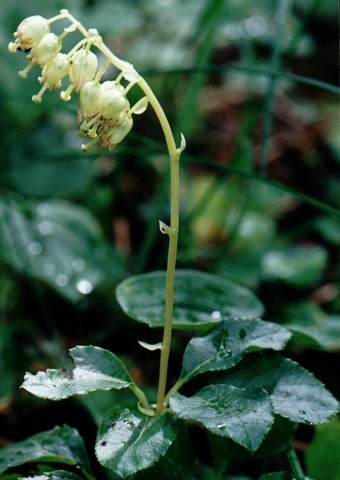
<box><xmin>208</xmin><ymin>415</ymin><xmax>296</xmax><ymax>476</ymax></box>
<box><xmin>21</xmin><ymin>346</ymin><xmax>133</xmax><ymax>400</ymax></box>
<box><xmin>220</xmin><ymin>352</ymin><xmax>339</xmax><ymax>425</ymax></box>
<box><xmin>116</xmin><ymin>269</ymin><xmax>264</xmax><ymax>330</ymax></box>
<box><xmin>180</xmin><ymin>318</ymin><xmax>291</xmax><ymax>382</ymax></box>
<box><xmin>0</xmin><ymin>426</ymin><xmax>91</xmax><ymax>476</ymax></box>
<box><xmin>170</xmin><ymin>385</ymin><xmax>273</xmax><ymax>452</ymax></box>
<box><xmin>95</xmin><ymin>408</ymin><xmax>176</xmax><ymax>478</ymax></box>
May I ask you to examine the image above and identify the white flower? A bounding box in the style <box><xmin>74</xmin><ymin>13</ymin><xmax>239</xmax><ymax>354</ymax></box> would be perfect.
<box><xmin>30</xmin><ymin>32</ymin><xmax>61</xmax><ymax>66</ymax></box>
<box><xmin>69</xmin><ymin>49</ymin><xmax>98</xmax><ymax>92</ymax></box>
<box><xmin>40</xmin><ymin>53</ymin><xmax>70</xmax><ymax>87</ymax></box>
<box><xmin>8</xmin><ymin>15</ymin><xmax>49</xmax><ymax>52</ymax></box>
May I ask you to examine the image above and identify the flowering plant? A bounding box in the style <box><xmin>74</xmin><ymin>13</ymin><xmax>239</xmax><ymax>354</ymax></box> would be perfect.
<box><xmin>1</xmin><ymin>9</ymin><xmax>338</xmax><ymax>480</ymax></box>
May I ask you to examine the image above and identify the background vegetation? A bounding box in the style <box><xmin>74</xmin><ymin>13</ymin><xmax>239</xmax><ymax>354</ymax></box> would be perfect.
<box><xmin>0</xmin><ymin>0</ymin><xmax>339</xmax><ymax>479</ymax></box>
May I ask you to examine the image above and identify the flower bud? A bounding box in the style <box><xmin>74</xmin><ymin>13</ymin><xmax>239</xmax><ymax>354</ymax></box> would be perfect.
<box><xmin>69</xmin><ymin>49</ymin><xmax>98</xmax><ymax>91</ymax></box>
<box><xmin>99</xmin><ymin>86</ymin><xmax>130</xmax><ymax>121</ymax></box>
<box><xmin>40</xmin><ymin>53</ymin><xmax>70</xmax><ymax>87</ymax></box>
<box><xmin>30</xmin><ymin>33</ymin><xmax>61</xmax><ymax>66</ymax></box>
<box><xmin>79</xmin><ymin>81</ymin><xmax>102</xmax><ymax>118</ymax></box>
<box><xmin>12</xmin><ymin>15</ymin><xmax>50</xmax><ymax>51</ymax></box>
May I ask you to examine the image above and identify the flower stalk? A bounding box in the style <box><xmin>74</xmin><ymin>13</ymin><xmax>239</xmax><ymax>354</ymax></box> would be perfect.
<box><xmin>9</xmin><ymin>9</ymin><xmax>184</xmax><ymax>414</ymax></box>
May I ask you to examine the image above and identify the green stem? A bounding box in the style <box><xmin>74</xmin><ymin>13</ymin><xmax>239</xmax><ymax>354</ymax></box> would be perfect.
<box><xmin>94</xmin><ymin>40</ymin><xmax>181</xmax><ymax>415</ymax></box>
<box><xmin>136</xmin><ymin>83</ymin><xmax>180</xmax><ymax>415</ymax></box>
<box><xmin>287</xmin><ymin>448</ymin><xmax>305</xmax><ymax>480</ymax></box>
<box><xmin>129</xmin><ymin>383</ymin><xmax>152</xmax><ymax>411</ymax></box>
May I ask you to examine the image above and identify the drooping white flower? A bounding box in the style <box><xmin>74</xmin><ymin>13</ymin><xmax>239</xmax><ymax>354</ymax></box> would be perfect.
<box><xmin>8</xmin><ymin>15</ymin><xmax>50</xmax><ymax>52</ymax></box>
<box><xmin>69</xmin><ymin>49</ymin><xmax>98</xmax><ymax>92</ymax></box>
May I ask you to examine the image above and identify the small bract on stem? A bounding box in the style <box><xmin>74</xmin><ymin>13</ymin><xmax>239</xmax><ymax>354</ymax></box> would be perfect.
<box><xmin>8</xmin><ymin>9</ymin><xmax>185</xmax><ymax>415</ymax></box>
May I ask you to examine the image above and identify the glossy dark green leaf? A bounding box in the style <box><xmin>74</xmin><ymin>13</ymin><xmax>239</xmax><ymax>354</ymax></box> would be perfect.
<box><xmin>95</xmin><ymin>408</ymin><xmax>176</xmax><ymax>478</ymax></box>
<box><xmin>21</xmin><ymin>346</ymin><xmax>133</xmax><ymax>400</ymax></box>
<box><xmin>0</xmin><ymin>197</ymin><xmax>125</xmax><ymax>302</ymax></box>
<box><xmin>283</xmin><ymin>302</ymin><xmax>340</xmax><ymax>350</ymax></box>
<box><xmin>180</xmin><ymin>318</ymin><xmax>291</xmax><ymax>382</ymax></box>
<box><xmin>208</xmin><ymin>415</ymin><xmax>296</xmax><ymax>476</ymax></box>
<box><xmin>136</xmin><ymin>421</ymin><xmax>194</xmax><ymax>480</ymax></box>
<box><xmin>116</xmin><ymin>269</ymin><xmax>264</xmax><ymax>330</ymax></box>
<box><xmin>220</xmin><ymin>352</ymin><xmax>339</xmax><ymax>425</ymax></box>
<box><xmin>170</xmin><ymin>385</ymin><xmax>273</xmax><ymax>452</ymax></box>
<box><xmin>21</xmin><ymin>472</ymin><xmax>84</xmax><ymax>480</ymax></box>
<box><xmin>0</xmin><ymin>425</ymin><xmax>91</xmax><ymax>476</ymax></box>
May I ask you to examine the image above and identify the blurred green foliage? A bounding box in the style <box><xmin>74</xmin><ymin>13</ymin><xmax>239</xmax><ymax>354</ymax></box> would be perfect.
<box><xmin>0</xmin><ymin>0</ymin><xmax>338</xmax><ymax>478</ymax></box>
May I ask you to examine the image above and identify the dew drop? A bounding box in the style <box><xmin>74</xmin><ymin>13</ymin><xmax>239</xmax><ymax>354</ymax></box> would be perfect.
<box><xmin>56</xmin><ymin>274</ymin><xmax>69</xmax><ymax>287</ymax></box>
<box><xmin>38</xmin><ymin>220</ymin><xmax>53</xmax><ymax>235</ymax></box>
<box><xmin>76</xmin><ymin>279</ymin><xmax>93</xmax><ymax>295</ymax></box>
<box><xmin>239</xmin><ymin>328</ymin><xmax>247</xmax><ymax>340</ymax></box>
<box><xmin>211</xmin><ymin>311</ymin><xmax>222</xmax><ymax>320</ymax></box>
<box><xmin>37</xmin><ymin>203</ymin><xmax>51</xmax><ymax>216</ymax></box>
<box><xmin>217</xmin><ymin>423</ymin><xmax>226</xmax><ymax>430</ymax></box>
<box><xmin>28</xmin><ymin>241</ymin><xmax>42</xmax><ymax>256</ymax></box>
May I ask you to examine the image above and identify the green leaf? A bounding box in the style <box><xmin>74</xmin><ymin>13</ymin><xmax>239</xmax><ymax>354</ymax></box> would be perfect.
<box><xmin>136</xmin><ymin>421</ymin><xmax>195</xmax><ymax>480</ymax></box>
<box><xmin>0</xmin><ymin>425</ymin><xmax>91</xmax><ymax>476</ymax></box>
<box><xmin>170</xmin><ymin>385</ymin><xmax>273</xmax><ymax>452</ymax></box>
<box><xmin>95</xmin><ymin>408</ymin><xmax>176</xmax><ymax>478</ymax></box>
<box><xmin>8</xmin><ymin>157</ymin><xmax>94</xmax><ymax>198</ymax></box>
<box><xmin>21</xmin><ymin>471</ymin><xmax>84</xmax><ymax>480</ymax></box>
<box><xmin>305</xmin><ymin>419</ymin><xmax>340</xmax><ymax>480</ymax></box>
<box><xmin>21</xmin><ymin>346</ymin><xmax>133</xmax><ymax>400</ymax></box>
<box><xmin>208</xmin><ymin>416</ymin><xmax>296</xmax><ymax>476</ymax></box>
<box><xmin>0</xmin><ymin>197</ymin><xmax>125</xmax><ymax>302</ymax></box>
<box><xmin>180</xmin><ymin>318</ymin><xmax>291</xmax><ymax>382</ymax></box>
<box><xmin>283</xmin><ymin>302</ymin><xmax>340</xmax><ymax>351</ymax></box>
<box><xmin>261</xmin><ymin>246</ymin><xmax>328</xmax><ymax>287</ymax></box>
<box><xmin>220</xmin><ymin>352</ymin><xmax>339</xmax><ymax>425</ymax></box>
<box><xmin>116</xmin><ymin>269</ymin><xmax>264</xmax><ymax>330</ymax></box>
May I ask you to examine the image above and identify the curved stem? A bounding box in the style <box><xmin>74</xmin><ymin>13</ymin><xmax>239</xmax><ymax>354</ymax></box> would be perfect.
<box><xmin>137</xmin><ymin>79</ymin><xmax>180</xmax><ymax>414</ymax></box>
<box><xmin>54</xmin><ymin>12</ymin><xmax>182</xmax><ymax>415</ymax></box>
<box><xmin>93</xmin><ymin>41</ymin><xmax>181</xmax><ymax>414</ymax></box>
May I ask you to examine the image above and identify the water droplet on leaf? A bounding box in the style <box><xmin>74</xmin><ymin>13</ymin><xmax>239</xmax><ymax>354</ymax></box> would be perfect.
<box><xmin>28</xmin><ymin>241</ymin><xmax>42</xmax><ymax>256</ymax></box>
<box><xmin>38</xmin><ymin>220</ymin><xmax>53</xmax><ymax>235</ymax></box>
<box><xmin>211</xmin><ymin>311</ymin><xmax>222</xmax><ymax>320</ymax></box>
<box><xmin>37</xmin><ymin>203</ymin><xmax>51</xmax><ymax>216</ymax></box>
<box><xmin>76</xmin><ymin>278</ymin><xmax>93</xmax><ymax>295</ymax></box>
<box><xmin>217</xmin><ymin>423</ymin><xmax>226</xmax><ymax>430</ymax></box>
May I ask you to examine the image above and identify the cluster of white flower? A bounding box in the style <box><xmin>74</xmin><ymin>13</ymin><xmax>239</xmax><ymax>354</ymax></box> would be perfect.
<box><xmin>8</xmin><ymin>11</ymin><xmax>148</xmax><ymax>151</ymax></box>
